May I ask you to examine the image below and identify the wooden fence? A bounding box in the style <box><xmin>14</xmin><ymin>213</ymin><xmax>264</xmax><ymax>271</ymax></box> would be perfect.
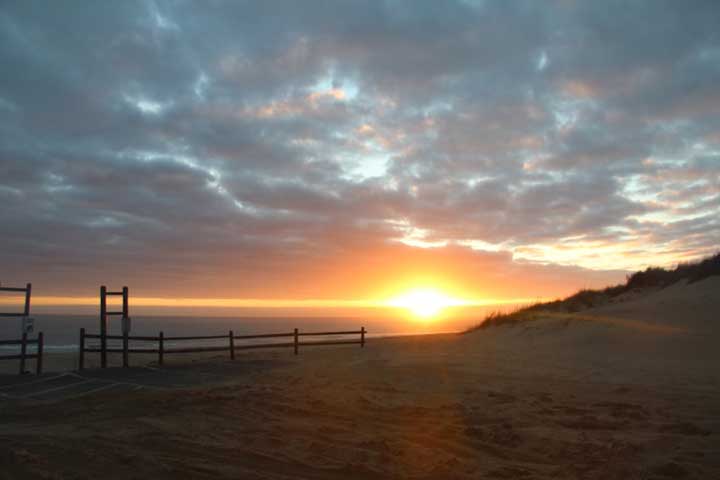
<box><xmin>1</xmin><ymin>282</ymin><xmax>43</xmax><ymax>375</ymax></box>
<box><xmin>0</xmin><ymin>333</ymin><xmax>44</xmax><ymax>375</ymax></box>
<box><xmin>0</xmin><ymin>282</ymin><xmax>31</xmax><ymax>319</ymax></box>
<box><xmin>79</xmin><ymin>327</ymin><xmax>365</xmax><ymax>369</ymax></box>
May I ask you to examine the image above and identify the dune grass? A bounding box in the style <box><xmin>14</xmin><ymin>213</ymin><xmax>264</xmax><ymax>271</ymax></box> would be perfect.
<box><xmin>464</xmin><ymin>252</ymin><xmax>720</xmax><ymax>333</ymax></box>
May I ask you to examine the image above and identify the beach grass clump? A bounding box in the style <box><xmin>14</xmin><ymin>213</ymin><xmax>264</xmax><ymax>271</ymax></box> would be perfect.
<box><xmin>464</xmin><ymin>251</ymin><xmax>720</xmax><ymax>333</ymax></box>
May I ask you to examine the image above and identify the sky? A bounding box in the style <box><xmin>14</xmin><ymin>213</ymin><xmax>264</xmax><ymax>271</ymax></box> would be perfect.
<box><xmin>0</xmin><ymin>0</ymin><xmax>719</xmax><ymax>308</ymax></box>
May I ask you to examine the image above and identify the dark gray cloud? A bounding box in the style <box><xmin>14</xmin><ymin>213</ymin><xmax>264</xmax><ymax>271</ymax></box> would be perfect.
<box><xmin>0</xmin><ymin>0</ymin><xmax>718</xmax><ymax>299</ymax></box>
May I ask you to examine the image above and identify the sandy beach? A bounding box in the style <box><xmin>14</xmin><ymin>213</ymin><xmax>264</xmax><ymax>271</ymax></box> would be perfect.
<box><xmin>1</xmin><ymin>277</ymin><xmax>718</xmax><ymax>479</ymax></box>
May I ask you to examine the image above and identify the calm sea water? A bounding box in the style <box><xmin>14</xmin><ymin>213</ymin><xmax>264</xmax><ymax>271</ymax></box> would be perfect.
<box><xmin>0</xmin><ymin>305</ymin><xmax>517</xmax><ymax>352</ymax></box>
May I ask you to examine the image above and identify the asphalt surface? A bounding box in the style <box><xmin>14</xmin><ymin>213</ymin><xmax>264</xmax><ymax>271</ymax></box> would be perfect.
<box><xmin>0</xmin><ymin>359</ymin><xmax>279</xmax><ymax>404</ymax></box>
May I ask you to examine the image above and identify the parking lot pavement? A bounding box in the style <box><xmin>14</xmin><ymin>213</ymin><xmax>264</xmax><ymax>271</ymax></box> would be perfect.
<box><xmin>0</xmin><ymin>358</ymin><xmax>282</xmax><ymax>404</ymax></box>
<box><xmin>0</xmin><ymin>371</ymin><xmax>155</xmax><ymax>404</ymax></box>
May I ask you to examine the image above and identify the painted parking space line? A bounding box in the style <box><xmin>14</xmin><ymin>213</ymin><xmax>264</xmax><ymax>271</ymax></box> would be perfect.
<box><xmin>68</xmin><ymin>372</ymin><xmax>167</xmax><ymax>390</ymax></box>
<box><xmin>0</xmin><ymin>391</ymin><xmax>23</xmax><ymax>400</ymax></box>
<box><xmin>28</xmin><ymin>379</ymin><xmax>95</xmax><ymax>398</ymax></box>
<box><xmin>59</xmin><ymin>382</ymin><xmax>133</xmax><ymax>401</ymax></box>
<box><xmin>29</xmin><ymin>379</ymin><xmax>120</xmax><ymax>401</ymax></box>
<box><xmin>1</xmin><ymin>375</ymin><xmax>87</xmax><ymax>397</ymax></box>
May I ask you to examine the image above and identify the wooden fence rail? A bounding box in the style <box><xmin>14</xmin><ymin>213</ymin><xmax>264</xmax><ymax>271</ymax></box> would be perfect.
<box><xmin>0</xmin><ymin>283</ymin><xmax>40</xmax><ymax>374</ymax></box>
<box><xmin>79</xmin><ymin>327</ymin><xmax>365</xmax><ymax>370</ymax></box>
<box><xmin>0</xmin><ymin>332</ymin><xmax>44</xmax><ymax>375</ymax></box>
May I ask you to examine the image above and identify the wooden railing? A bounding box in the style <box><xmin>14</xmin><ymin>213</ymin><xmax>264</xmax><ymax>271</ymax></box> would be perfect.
<box><xmin>0</xmin><ymin>282</ymin><xmax>41</xmax><ymax>374</ymax></box>
<box><xmin>79</xmin><ymin>327</ymin><xmax>365</xmax><ymax>369</ymax></box>
<box><xmin>0</xmin><ymin>333</ymin><xmax>44</xmax><ymax>375</ymax></box>
<box><xmin>0</xmin><ymin>282</ymin><xmax>32</xmax><ymax>319</ymax></box>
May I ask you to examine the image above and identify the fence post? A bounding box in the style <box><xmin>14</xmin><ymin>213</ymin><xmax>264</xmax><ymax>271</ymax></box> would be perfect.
<box><xmin>229</xmin><ymin>330</ymin><xmax>235</xmax><ymax>360</ymax></box>
<box><xmin>122</xmin><ymin>285</ymin><xmax>129</xmax><ymax>368</ymax></box>
<box><xmin>36</xmin><ymin>332</ymin><xmax>44</xmax><ymax>375</ymax></box>
<box><xmin>100</xmin><ymin>285</ymin><xmax>107</xmax><ymax>368</ymax></box>
<box><xmin>294</xmin><ymin>328</ymin><xmax>299</xmax><ymax>355</ymax></box>
<box><xmin>23</xmin><ymin>283</ymin><xmax>32</xmax><ymax>317</ymax></box>
<box><xmin>122</xmin><ymin>330</ymin><xmax>129</xmax><ymax>368</ymax></box>
<box><xmin>159</xmin><ymin>331</ymin><xmax>164</xmax><ymax>366</ymax></box>
<box><xmin>19</xmin><ymin>332</ymin><xmax>27</xmax><ymax>374</ymax></box>
<box><xmin>122</xmin><ymin>286</ymin><xmax>128</xmax><ymax>318</ymax></box>
<box><xmin>361</xmin><ymin>326</ymin><xmax>365</xmax><ymax>348</ymax></box>
<box><xmin>79</xmin><ymin>328</ymin><xmax>85</xmax><ymax>370</ymax></box>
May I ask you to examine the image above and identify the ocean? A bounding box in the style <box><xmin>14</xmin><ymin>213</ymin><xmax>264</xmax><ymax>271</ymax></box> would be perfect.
<box><xmin>0</xmin><ymin>305</ymin><xmax>514</xmax><ymax>353</ymax></box>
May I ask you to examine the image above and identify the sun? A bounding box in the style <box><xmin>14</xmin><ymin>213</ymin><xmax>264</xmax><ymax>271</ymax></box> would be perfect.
<box><xmin>387</xmin><ymin>288</ymin><xmax>466</xmax><ymax>319</ymax></box>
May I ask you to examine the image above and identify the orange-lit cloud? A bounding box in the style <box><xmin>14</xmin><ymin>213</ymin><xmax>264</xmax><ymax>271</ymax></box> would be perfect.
<box><xmin>0</xmin><ymin>1</ymin><xmax>718</xmax><ymax>310</ymax></box>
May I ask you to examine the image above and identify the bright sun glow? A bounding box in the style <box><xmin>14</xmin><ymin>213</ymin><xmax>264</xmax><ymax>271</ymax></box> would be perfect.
<box><xmin>387</xmin><ymin>288</ymin><xmax>467</xmax><ymax>319</ymax></box>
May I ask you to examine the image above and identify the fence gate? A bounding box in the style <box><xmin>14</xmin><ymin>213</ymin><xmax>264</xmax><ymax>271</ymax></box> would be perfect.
<box><xmin>0</xmin><ymin>282</ymin><xmax>44</xmax><ymax>374</ymax></box>
<box><xmin>99</xmin><ymin>285</ymin><xmax>130</xmax><ymax>368</ymax></box>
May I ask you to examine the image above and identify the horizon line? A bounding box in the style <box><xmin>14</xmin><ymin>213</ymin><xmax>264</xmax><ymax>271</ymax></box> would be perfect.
<box><xmin>0</xmin><ymin>296</ymin><xmax>546</xmax><ymax>309</ymax></box>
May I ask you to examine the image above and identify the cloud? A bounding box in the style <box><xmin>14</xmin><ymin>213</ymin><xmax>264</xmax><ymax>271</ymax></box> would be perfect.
<box><xmin>0</xmin><ymin>0</ymin><xmax>718</xmax><ymax>300</ymax></box>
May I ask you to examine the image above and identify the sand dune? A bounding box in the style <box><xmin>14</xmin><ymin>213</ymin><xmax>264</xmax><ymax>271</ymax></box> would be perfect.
<box><xmin>2</xmin><ymin>278</ymin><xmax>719</xmax><ymax>479</ymax></box>
<box><xmin>587</xmin><ymin>276</ymin><xmax>720</xmax><ymax>332</ymax></box>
